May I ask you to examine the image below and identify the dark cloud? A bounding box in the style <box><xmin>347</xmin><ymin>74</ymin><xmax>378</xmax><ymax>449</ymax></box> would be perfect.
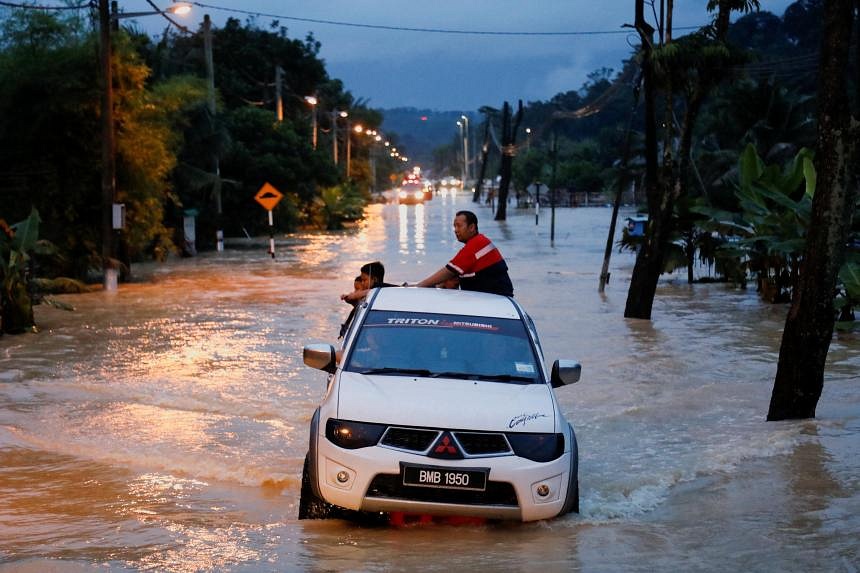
<box><xmin>119</xmin><ymin>0</ymin><xmax>796</xmax><ymax>111</ymax></box>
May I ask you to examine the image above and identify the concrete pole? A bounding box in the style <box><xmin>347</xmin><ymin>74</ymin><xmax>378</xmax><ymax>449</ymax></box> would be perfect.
<box><xmin>311</xmin><ymin>105</ymin><xmax>317</xmax><ymax>149</ymax></box>
<box><xmin>99</xmin><ymin>0</ymin><xmax>117</xmax><ymax>291</ymax></box>
<box><xmin>275</xmin><ymin>66</ymin><xmax>283</xmax><ymax>122</ymax></box>
<box><xmin>332</xmin><ymin>111</ymin><xmax>338</xmax><ymax>165</ymax></box>
<box><xmin>346</xmin><ymin>119</ymin><xmax>351</xmax><ymax>178</ymax></box>
<box><xmin>461</xmin><ymin>115</ymin><xmax>470</xmax><ymax>182</ymax></box>
<box><xmin>203</xmin><ymin>14</ymin><xmax>223</xmax><ymax>251</ymax></box>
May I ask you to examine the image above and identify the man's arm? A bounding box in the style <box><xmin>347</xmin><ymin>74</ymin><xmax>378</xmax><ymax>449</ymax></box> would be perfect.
<box><xmin>341</xmin><ymin>288</ymin><xmax>370</xmax><ymax>304</ymax></box>
<box><xmin>415</xmin><ymin>266</ymin><xmax>457</xmax><ymax>288</ymax></box>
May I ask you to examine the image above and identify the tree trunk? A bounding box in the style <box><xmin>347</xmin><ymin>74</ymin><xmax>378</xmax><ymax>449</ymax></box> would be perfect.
<box><xmin>495</xmin><ymin>101</ymin><xmax>523</xmax><ymax>221</ymax></box>
<box><xmin>473</xmin><ymin>121</ymin><xmax>490</xmax><ymax>203</ymax></box>
<box><xmin>768</xmin><ymin>0</ymin><xmax>858</xmax><ymax>421</ymax></box>
<box><xmin>624</xmin><ymin>1</ymin><xmax>663</xmax><ymax>319</ymax></box>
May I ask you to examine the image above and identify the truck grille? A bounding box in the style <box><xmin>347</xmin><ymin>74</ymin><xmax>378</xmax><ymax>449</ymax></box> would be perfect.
<box><xmin>380</xmin><ymin>427</ymin><xmax>439</xmax><ymax>452</ymax></box>
<box><xmin>379</xmin><ymin>427</ymin><xmax>512</xmax><ymax>457</ymax></box>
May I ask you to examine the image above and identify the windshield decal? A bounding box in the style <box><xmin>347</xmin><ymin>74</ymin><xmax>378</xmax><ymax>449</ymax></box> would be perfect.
<box><xmin>509</xmin><ymin>412</ymin><xmax>549</xmax><ymax>429</ymax></box>
<box><xmin>379</xmin><ymin>316</ymin><xmax>499</xmax><ymax>331</ymax></box>
<box><xmin>515</xmin><ymin>362</ymin><xmax>535</xmax><ymax>373</ymax></box>
<box><xmin>387</xmin><ymin>318</ymin><xmax>441</xmax><ymax>325</ymax></box>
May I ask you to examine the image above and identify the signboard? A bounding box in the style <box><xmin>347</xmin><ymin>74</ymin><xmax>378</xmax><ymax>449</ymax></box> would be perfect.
<box><xmin>254</xmin><ymin>182</ymin><xmax>283</xmax><ymax>211</ymax></box>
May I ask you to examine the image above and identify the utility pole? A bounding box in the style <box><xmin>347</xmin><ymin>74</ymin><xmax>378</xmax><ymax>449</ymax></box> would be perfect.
<box><xmin>461</xmin><ymin>115</ymin><xmax>470</xmax><ymax>182</ymax></box>
<box><xmin>332</xmin><ymin>111</ymin><xmax>339</xmax><ymax>165</ymax></box>
<box><xmin>550</xmin><ymin>130</ymin><xmax>558</xmax><ymax>243</ymax></box>
<box><xmin>275</xmin><ymin>66</ymin><xmax>283</xmax><ymax>122</ymax></box>
<box><xmin>99</xmin><ymin>0</ymin><xmax>117</xmax><ymax>291</ymax></box>
<box><xmin>346</xmin><ymin>119</ymin><xmax>352</xmax><ymax>178</ymax></box>
<box><xmin>203</xmin><ymin>14</ymin><xmax>223</xmax><ymax>252</ymax></box>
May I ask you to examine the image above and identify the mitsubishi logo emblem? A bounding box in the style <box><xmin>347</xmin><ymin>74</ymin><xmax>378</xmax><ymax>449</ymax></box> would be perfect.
<box><xmin>429</xmin><ymin>432</ymin><xmax>462</xmax><ymax>459</ymax></box>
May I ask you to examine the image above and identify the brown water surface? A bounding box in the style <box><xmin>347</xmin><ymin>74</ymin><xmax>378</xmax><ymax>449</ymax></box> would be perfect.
<box><xmin>1</xmin><ymin>192</ymin><xmax>858</xmax><ymax>571</ymax></box>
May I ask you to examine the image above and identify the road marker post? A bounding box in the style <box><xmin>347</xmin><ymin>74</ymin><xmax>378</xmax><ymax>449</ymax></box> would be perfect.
<box><xmin>254</xmin><ymin>183</ymin><xmax>284</xmax><ymax>258</ymax></box>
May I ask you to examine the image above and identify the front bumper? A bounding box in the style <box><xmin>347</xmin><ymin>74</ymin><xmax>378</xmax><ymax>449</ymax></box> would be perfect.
<box><xmin>314</xmin><ymin>437</ymin><xmax>573</xmax><ymax>522</ymax></box>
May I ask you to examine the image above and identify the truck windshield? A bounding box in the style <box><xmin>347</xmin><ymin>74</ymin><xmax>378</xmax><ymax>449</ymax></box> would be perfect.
<box><xmin>344</xmin><ymin>310</ymin><xmax>541</xmax><ymax>384</ymax></box>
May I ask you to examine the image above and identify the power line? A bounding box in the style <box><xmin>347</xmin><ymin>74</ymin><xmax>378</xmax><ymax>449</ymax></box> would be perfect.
<box><xmin>0</xmin><ymin>0</ymin><xmax>91</xmax><ymax>9</ymax></box>
<box><xmin>189</xmin><ymin>1</ymin><xmax>704</xmax><ymax>37</ymax></box>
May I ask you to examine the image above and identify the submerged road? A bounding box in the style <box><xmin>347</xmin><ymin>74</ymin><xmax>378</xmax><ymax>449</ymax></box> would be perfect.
<box><xmin>1</xmin><ymin>191</ymin><xmax>858</xmax><ymax>571</ymax></box>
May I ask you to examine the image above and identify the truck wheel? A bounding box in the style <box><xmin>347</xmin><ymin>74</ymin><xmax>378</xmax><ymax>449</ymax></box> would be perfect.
<box><xmin>559</xmin><ymin>426</ymin><xmax>580</xmax><ymax>515</ymax></box>
<box><xmin>298</xmin><ymin>454</ymin><xmax>337</xmax><ymax>519</ymax></box>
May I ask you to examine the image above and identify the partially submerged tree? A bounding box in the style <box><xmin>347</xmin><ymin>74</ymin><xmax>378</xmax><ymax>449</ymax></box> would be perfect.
<box><xmin>768</xmin><ymin>0</ymin><xmax>859</xmax><ymax>421</ymax></box>
<box><xmin>624</xmin><ymin>0</ymin><xmax>759</xmax><ymax>319</ymax></box>
<box><xmin>495</xmin><ymin>100</ymin><xmax>523</xmax><ymax>221</ymax></box>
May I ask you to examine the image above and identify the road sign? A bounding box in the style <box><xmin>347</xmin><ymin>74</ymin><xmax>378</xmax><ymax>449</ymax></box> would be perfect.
<box><xmin>254</xmin><ymin>182</ymin><xmax>283</xmax><ymax>211</ymax></box>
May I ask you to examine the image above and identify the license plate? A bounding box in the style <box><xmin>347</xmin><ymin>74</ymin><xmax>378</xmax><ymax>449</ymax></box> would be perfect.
<box><xmin>401</xmin><ymin>463</ymin><xmax>488</xmax><ymax>491</ymax></box>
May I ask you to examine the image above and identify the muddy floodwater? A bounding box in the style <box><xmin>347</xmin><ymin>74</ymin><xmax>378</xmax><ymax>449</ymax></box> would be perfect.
<box><xmin>1</xmin><ymin>191</ymin><xmax>858</xmax><ymax>572</ymax></box>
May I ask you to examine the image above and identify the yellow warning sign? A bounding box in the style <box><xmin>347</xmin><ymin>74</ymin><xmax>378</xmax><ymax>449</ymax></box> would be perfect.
<box><xmin>254</xmin><ymin>182</ymin><xmax>283</xmax><ymax>211</ymax></box>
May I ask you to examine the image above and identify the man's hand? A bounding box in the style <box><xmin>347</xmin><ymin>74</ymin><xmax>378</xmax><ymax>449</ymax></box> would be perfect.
<box><xmin>341</xmin><ymin>289</ymin><xmax>368</xmax><ymax>304</ymax></box>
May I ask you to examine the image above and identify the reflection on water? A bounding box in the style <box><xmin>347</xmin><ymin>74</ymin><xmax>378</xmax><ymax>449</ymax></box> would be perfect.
<box><xmin>1</xmin><ymin>194</ymin><xmax>858</xmax><ymax>571</ymax></box>
<box><xmin>398</xmin><ymin>203</ymin><xmax>427</xmax><ymax>257</ymax></box>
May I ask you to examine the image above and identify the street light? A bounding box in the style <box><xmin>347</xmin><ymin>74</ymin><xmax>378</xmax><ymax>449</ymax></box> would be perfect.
<box><xmin>304</xmin><ymin>96</ymin><xmax>318</xmax><ymax>149</ymax></box>
<box><xmin>99</xmin><ymin>0</ymin><xmax>191</xmax><ymax>291</ymax></box>
<box><xmin>114</xmin><ymin>1</ymin><xmax>191</xmax><ymax>18</ymax></box>
<box><xmin>456</xmin><ymin>120</ymin><xmax>466</xmax><ymax>188</ymax></box>
<box><xmin>525</xmin><ymin>127</ymin><xmax>532</xmax><ymax>150</ymax></box>
<box><xmin>332</xmin><ymin>110</ymin><xmax>348</xmax><ymax>165</ymax></box>
<box><xmin>460</xmin><ymin>115</ymin><xmax>470</xmax><ymax>182</ymax></box>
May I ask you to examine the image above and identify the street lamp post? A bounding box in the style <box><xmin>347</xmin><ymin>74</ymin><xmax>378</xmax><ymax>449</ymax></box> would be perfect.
<box><xmin>460</xmin><ymin>115</ymin><xmax>470</xmax><ymax>182</ymax></box>
<box><xmin>304</xmin><ymin>96</ymin><xmax>318</xmax><ymax>149</ymax></box>
<box><xmin>456</xmin><ymin>120</ymin><xmax>466</xmax><ymax>188</ymax></box>
<box><xmin>332</xmin><ymin>110</ymin><xmax>348</xmax><ymax>165</ymax></box>
<box><xmin>346</xmin><ymin>119</ymin><xmax>353</xmax><ymax>178</ymax></box>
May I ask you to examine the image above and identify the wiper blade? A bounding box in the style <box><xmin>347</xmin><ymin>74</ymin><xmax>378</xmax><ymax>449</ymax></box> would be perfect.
<box><xmin>430</xmin><ymin>372</ymin><xmax>535</xmax><ymax>383</ymax></box>
<box><xmin>357</xmin><ymin>367</ymin><xmax>433</xmax><ymax>376</ymax></box>
<box><xmin>473</xmin><ymin>374</ymin><xmax>536</xmax><ymax>383</ymax></box>
<box><xmin>429</xmin><ymin>371</ymin><xmax>481</xmax><ymax>380</ymax></box>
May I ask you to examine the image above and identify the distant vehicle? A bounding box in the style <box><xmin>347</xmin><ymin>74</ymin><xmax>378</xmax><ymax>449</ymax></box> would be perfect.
<box><xmin>398</xmin><ymin>173</ymin><xmax>427</xmax><ymax>204</ymax></box>
<box><xmin>438</xmin><ymin>177</ymin><xmax>462</xmax><ymax>190</ymax></box>
<box><xmin>299</xmin><ymin>287</ymin><xmax>582</xmax><ymax>523</ymax></box>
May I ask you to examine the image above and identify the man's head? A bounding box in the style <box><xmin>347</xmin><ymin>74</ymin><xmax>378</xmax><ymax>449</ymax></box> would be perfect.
<box><xmin>453</xmin><ymin>210</ymin><xmax>479</xmax><ymax>243</ymax></box>
<box><xmin>360</xmin><ymin>261</ymin><xmax>385</xmax><ymax>288</ymax></box>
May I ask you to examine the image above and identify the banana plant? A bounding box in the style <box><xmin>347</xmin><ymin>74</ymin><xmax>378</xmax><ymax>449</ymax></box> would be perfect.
<box><xmin>1</xmin><ymin>209</ymin><xmax>40</xmax><ymax>333</ymax></box>
<box><xmin>692</xmin><ymin>143</ymin><xmax>816</xmax><ymax>302</ymax></box>
<box><xmin>0</xmin><ymin>208</ymin><xmax>79</xmax><ymax>334</ymax></box>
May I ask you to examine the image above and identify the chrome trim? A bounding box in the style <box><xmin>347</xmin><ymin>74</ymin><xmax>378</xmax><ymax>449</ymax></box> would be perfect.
<box><xmin>361</xmin><ymin>498</ymin><xmax>522</xmax><ymax>519</ymax></box>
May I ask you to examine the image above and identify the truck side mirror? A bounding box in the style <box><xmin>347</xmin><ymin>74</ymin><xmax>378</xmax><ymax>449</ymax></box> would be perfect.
<box><xmin>550</xmin><ymin>359</ymin><xmax>581</xmax><ymax>388</ymax></box>
<box><xmin>303</xmin><ymin>344</ymin><xmax>337</xmax><ymax>374</ymax></box>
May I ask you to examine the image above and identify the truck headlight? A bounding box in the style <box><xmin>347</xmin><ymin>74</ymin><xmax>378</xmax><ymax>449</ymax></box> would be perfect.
<box><xmin>326</xmin><ymin>419</ymin><xmax>387</xmax><ymax>449</ymax></box>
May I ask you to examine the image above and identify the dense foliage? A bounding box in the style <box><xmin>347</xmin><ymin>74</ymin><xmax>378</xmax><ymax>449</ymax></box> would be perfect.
<box><xmin>443</xmin><ymin>0</ymin><xmax>857</xmax><ymax>323</ymax></box>
<box><xmin>0</xmin><ymin>9</ymin><xmax>402</xmax><ymax>283</ymax></box>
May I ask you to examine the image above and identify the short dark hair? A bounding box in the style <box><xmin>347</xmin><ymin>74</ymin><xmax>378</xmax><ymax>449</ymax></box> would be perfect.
<box><xmin>456</xmin><ymin>210</ymin><xmax>478</xmax><ymax>231</ymax></box>
<box><xmin>360</xmin><ymin>261</ymin><xmax>385</xmax><ymax>284</ymax></box>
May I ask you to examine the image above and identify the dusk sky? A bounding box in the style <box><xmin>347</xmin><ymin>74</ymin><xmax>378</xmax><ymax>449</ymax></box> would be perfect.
<box><xmin>113</xmin><ymin>1</ymin><xmax>795</xmax><ymax>112</ymax></box>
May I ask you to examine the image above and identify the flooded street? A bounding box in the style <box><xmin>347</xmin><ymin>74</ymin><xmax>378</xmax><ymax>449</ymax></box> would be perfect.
<box><xmin>1</xmin><ymin>191</ymin><xmax>858</xmax><ymax>572</ymax></box>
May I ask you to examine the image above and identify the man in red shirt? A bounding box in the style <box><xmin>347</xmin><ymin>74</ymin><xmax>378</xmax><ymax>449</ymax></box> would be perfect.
<box><xmin>415</xmin><ymin>210</ymin><xmax>514</xmax><ymax>296</ymax></box>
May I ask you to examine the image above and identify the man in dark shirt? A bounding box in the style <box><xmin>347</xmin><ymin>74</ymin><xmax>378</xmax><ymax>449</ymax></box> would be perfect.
<box><xmin>415</xmin><ymin>210</ymin><xmax>513</xmax><ymax>296</ymax></box>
